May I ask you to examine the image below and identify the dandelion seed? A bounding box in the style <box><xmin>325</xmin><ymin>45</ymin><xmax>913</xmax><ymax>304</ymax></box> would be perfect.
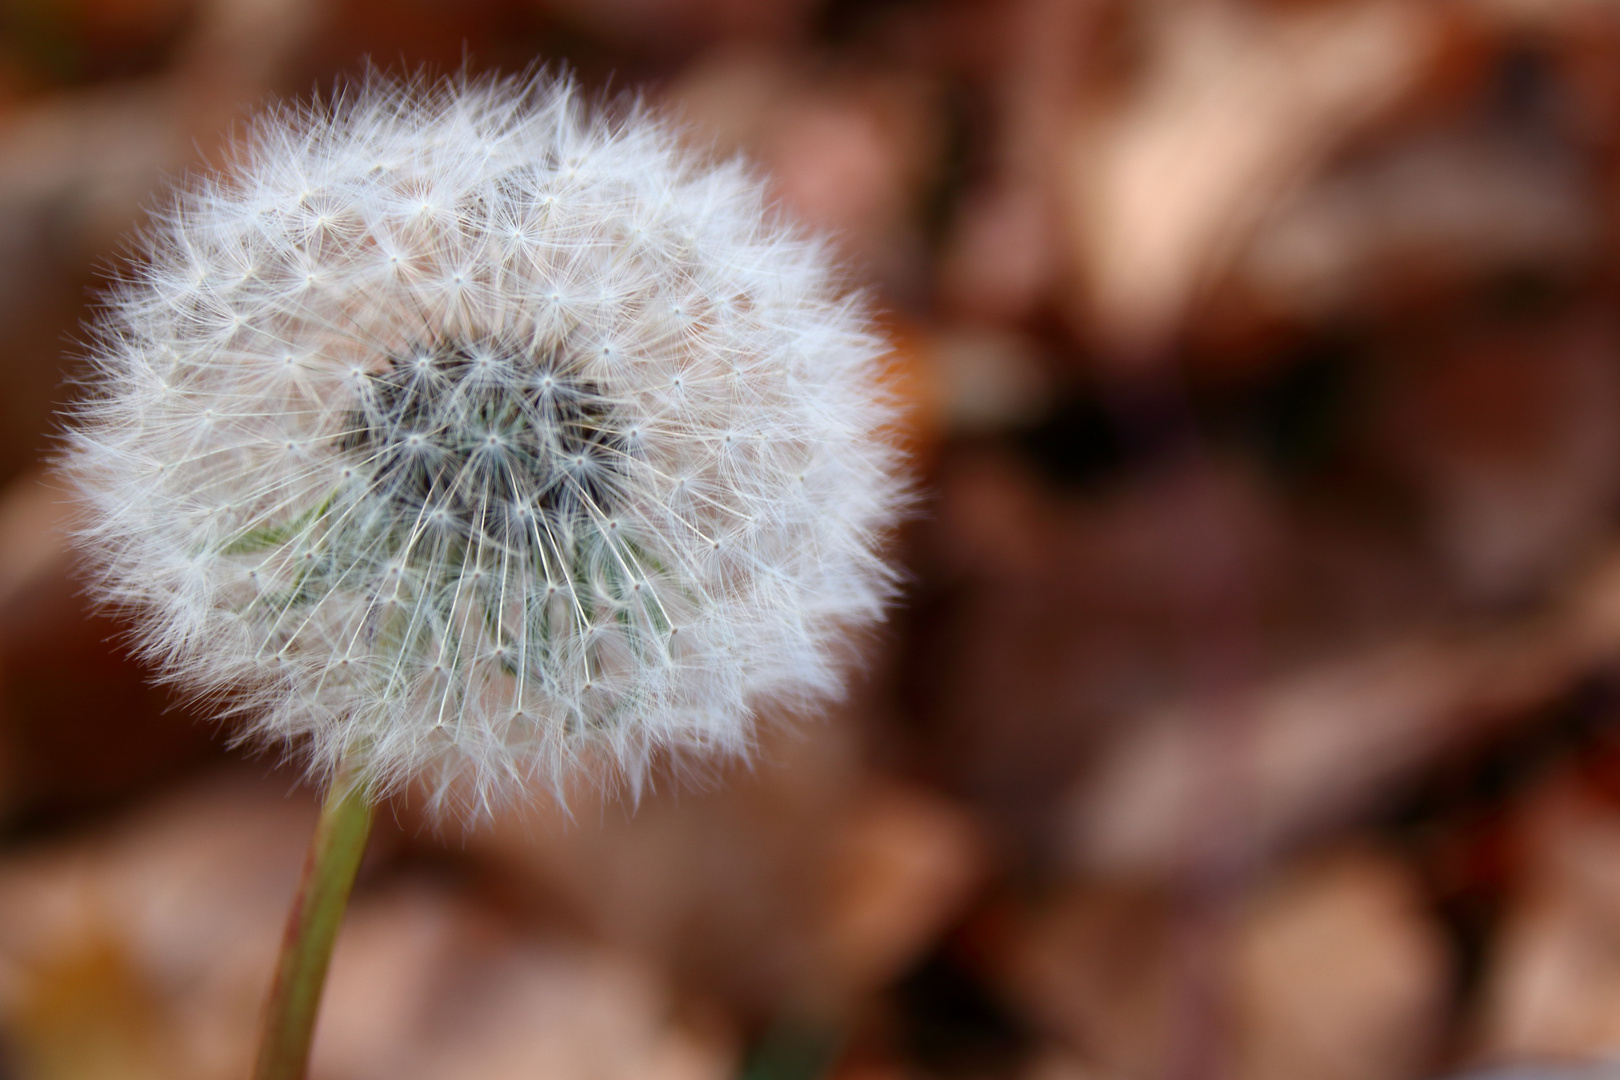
<box><xmin>64</xmin><ymin>70</ymin><xmax>907</xmax><ymax>819</ymax></box>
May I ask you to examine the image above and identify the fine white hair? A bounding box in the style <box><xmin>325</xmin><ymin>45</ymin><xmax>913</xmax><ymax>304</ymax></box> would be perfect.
<box><xmin>65</xmin><ymin>71</ymin><xmax>906</xmax><ymax>818</ymax></box>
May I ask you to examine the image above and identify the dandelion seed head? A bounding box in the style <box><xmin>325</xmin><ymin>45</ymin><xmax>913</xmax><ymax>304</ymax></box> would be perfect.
<box><xmin>65</xmin><ymin>71</ymin><xmax>905</xmax><ymax>818</ymax></box>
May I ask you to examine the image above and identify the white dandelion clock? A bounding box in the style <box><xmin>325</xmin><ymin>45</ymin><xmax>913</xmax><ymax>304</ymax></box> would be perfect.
<box><xmin>67</xmin><ymin>71</ymin><xmax>905</xmax><ymax>1079</ymax></box>
<box><xmin>65</xmin><ymin>72</ymin><xmax>907</xmax><ymax>816</ymax></box>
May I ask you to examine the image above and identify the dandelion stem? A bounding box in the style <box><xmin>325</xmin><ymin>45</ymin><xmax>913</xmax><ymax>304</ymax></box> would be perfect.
<box><xmin>253</xmin><ymin>763</ymin><xmax>374</xmax><ymax>1080</ymax></box>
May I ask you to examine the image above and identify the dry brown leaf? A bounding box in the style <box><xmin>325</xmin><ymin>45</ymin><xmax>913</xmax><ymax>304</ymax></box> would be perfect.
<box><xmin>1475</xmin><ymin>783</ymin><xmax>1620</xmax><ymax>1064</ymax></box>
<box><xmin>1238</xmin><ymin>128</ymin><xmax>1598</xmax><ymax>324</ymax></box>
<box><xmin>1062</xmin><ymin>533</ymin><xmax>1620</xmax><ymax>876</ymax></box>
<box><xmin>0</xmin><ymin>769</ymin><xmax>732</xmax><ymax>1080</ymax></box>
<box><xmin>668</xmin><ymin>50</ymin><xmax>941</xmax><ymax>288</ymax></box>
<box><xmin>817</xmin><ymin>782</ymin><xmax>988</xmax><ymax>1002</ymax></box>
<box><xmin>315</xmin><ymin>883</ymin><xmax>735</xmax><ymax>1080</ymax></box>
<box><xmin>1234</xmin><ymin>849</ymin><xmax>1447</xmax><ymax>1080</ymax></box>
<box><xmin>6</xmin><ymin>935</ymin><xmax>180</xmax><ymax>1080</ymax></box>
<box><xmin>936</xmin><ymin>0</ymin><xmax>1097</xmax><ymax>323</ymax></box>
<box><xmin>1004</xmin><ymin>883</ymin><xmax>1178</xmax><ymax>1080</ymax></box>
<box><xmin>463</xmin><ymin>716</ymin><xmax>864</xmax><ymax>1010</ymax></box>
<box><xmin>1004</xmin><ymin>847</ymin><xmax>1445</xmax><ymax>1080</ymax></box>
<box><xmin>0</xmin><ymin>469</ymin><xmax>76</xmax><ymax>615</ymax></box>
<box><xmin>1377</xmin><ymin>316</ymin><xmax>1620</xmax><ymax>604</ymax></box>
<box><xmin>1064</xmin><ymin>0</ymin><xmax>1437</xmax><ymax>358</ymax></box>
<box><xmin>463</xmin><ymin>714</ymin><xmax>985</xmax><ymax>1018</ymax></box>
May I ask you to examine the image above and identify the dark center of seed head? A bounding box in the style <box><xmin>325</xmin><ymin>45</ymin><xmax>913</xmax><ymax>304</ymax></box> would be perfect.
<box><xmin>343</xmin><ymin>340</ymin><xmax>624</xmax><ymax>545</ymax></box>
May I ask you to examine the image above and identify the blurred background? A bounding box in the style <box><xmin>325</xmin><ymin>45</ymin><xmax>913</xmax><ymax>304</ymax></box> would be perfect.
<box><xmin>4</xmin><ymin>0</ymin><xmax>1620</xmax><ymax>1078</ymax></box>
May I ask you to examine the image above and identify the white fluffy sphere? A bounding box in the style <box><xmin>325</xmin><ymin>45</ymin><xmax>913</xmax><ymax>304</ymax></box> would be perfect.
<box><xmin>66</xmin><ymin>73</ymin><xmax>905</xmax><ymax>815</ymax></box>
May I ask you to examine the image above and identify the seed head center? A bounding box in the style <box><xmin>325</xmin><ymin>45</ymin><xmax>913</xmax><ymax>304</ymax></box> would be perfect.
<box><xmin>343</xmin><ymin>340</ymin><xmax>623</xmax><ymax>549</ymax></box>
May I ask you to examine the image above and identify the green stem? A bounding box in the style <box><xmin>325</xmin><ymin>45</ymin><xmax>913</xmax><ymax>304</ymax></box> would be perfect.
<box><xmin>253</xmin><ymin>764</ymin><xmax>375</xmax><ymax>1080</ymax></box>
